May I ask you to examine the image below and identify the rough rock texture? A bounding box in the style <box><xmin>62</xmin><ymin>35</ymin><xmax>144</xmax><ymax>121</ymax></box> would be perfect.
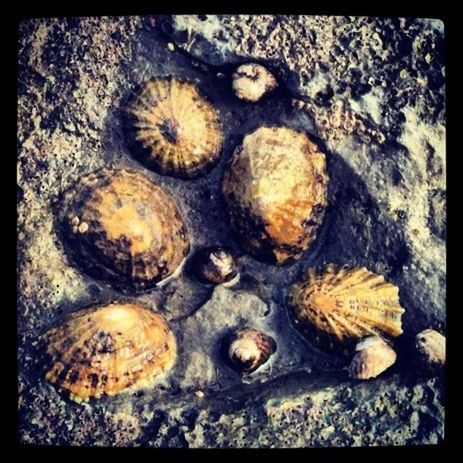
<box><xmin>17</xmin><ymin>16</ymin><xmax>445</xmax><ymax>447</ymax></box>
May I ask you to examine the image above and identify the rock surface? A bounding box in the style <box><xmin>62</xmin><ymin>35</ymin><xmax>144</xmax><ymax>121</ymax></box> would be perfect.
<box><xmin>17</xmin><ymin>15</ymin><xmax>445</xmax><ymax>447</ymax></box>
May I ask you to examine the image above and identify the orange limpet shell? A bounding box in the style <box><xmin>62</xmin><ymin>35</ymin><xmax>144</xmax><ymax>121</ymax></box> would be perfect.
<box><xmin>42</xmin><ymin>302</ymin><xmax>176</xmax><ymax>402</ymax></box>
<box><xmin>287</xmin><ymin>265</ymin><xmax>405</xmax><ymax>354</ymax></box>
<box><xmin>125</xmin><ymin>77</ymin><xmax>223</xmax><ymax>179</ymax></box>
<box><xmin>59</xmin><ymin>169</ymin><xmax>190</xmax><ymax>291</ymax></box>
<box><xmin>222</xmin><ymin>126</ymin><xmax>328</xmax><ymax>265</ymax></box>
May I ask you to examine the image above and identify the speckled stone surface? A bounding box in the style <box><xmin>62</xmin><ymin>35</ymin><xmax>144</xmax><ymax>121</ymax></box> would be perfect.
<box><xmin>17</xmin><ymin>15</ymin><xmax>445</xmax><ymax>447</ymax></box>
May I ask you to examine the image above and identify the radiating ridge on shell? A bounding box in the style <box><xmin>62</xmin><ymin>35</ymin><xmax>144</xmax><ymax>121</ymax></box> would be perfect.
<box><xmin>42</xmin><ymin>302</ymin><xmax>177</xmax><ymax>402</ymax></box>
<box><xmin>58</xmin><ymin>169</ymin><xmax>190</xmax><ymax>292</ymax></box>
<box><xmin>125</xmin><ymin>76</ymin><xmax>223</xmax><ymax>179</ymax></box>
<box><xmin>287</xmin><ymin>264</ymin><xmax>405</xmax><ymax>354</ymax></box>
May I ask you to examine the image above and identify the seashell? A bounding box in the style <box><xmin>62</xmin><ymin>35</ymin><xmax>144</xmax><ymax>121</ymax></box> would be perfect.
<box><xmin>125</xmin><ymin>76</ymin><xmax>223</xmax><ymax>179</ymax></box>
<box><xmin>224</xmin><ymin>327</ymin><xmax>276</xmax><ymax>373</ymax></box>
<box><xmin>232</xmin><ymin>63</ymin><xmax>278</xmax><ymax>102</ymax></box>
<box><xmin>190</xmin><ymin>246</ymin><xmax>239</xmax><ymax>285</ymax></box>
<box><xmin>59</xmin><ymin>169</ymin><xmax>190</xmax><ymax>292</ymax></box>
<box><xmin>414</xmin><ymin>329</ymin><xmax>445</xmax><ymax>371</ymax></box>
<box><xmin>348</xmin><ymin>336</ymin><xmax>397</xmax><ymax>380</ymax></box>
<box><xmin>41</xmin><ymin>302</ymin><xmax>176</xmax><ymax>402</ymax></box>
<box><xmin>287</xmin><ymin>265</ymin><xmax>405</xmax><ymax>355</ymax></box>
<box><xmin>222</xmin><ymin>126</ymin><xmax>328</xmax><ymax>265</ymax></box>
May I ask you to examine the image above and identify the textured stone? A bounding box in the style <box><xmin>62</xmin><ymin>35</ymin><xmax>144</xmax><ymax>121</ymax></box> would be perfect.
<box><xmin>17</xmin><ymin>15</ymin><xmax>445</xmax><ymax>447</ymax></box>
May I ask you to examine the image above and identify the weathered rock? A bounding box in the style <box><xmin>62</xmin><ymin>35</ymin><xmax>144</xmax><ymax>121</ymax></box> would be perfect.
<box><xmin>17</xmin><ymin>15</ymin><xmax>445</xmax><ymax>447</ymax></box>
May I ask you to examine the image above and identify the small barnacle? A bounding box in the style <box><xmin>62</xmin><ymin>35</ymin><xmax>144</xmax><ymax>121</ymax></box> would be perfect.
<box><xmin>41</xmin><ymin>302</ymin><xmax>176</xmax><ymax>402</ymax></box>
<box><xmin>222</xmin><ymin>126</ymin><xmax>329</xmax><ymax>265</ymax></box>
<box><xmin>125</xmin><ymin>76</ymin><xmax>223</xmax><ymax>179</ymax></box>
<box><xmin>58</xmin><ymin>169</ymin><xmax>190</xmax><ymax>292</ymax></box>
<box><xmin>349</xmin><ymin>336</ymin><xmax>397</xmax><ymax>380</ymax></box>
<box><xmin>190</xmin><ymin>246</ymin><xmax>239</xmax><ymax>285</ymax></box>
<box><xmin>223</xmin><ymin>327</ymin><xmax>276</xmax><ymax>373</ymax></box>
<box><xmin>287</xmin><ymin>265</ymin><xmax>405</xmax><ymax>355</ymax></box>
<box><xmin>414</xmin><ymin>329</ymin><xmax>446</xmax><ymax>371</ymax></box>
<box><xmin>232</xmin><ymin>63</ymin><xmax>278</xmax><ymax>102</ymax></box>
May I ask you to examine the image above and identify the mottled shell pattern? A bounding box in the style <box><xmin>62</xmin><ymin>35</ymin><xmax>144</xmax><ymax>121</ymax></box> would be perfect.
<box><xmin>59</xmin><ymin>169</ymin><xmax>190</xmax><ymax>291</ymax></box>
<box><xmin>232</xmin><ymin>63</ymin><xmax>278</xmax><ymax>102</ymax></box>
<box><xmin>222</xmin><ymin>126</ymin><xmax>328</xmax><ymax>264</ymax></box>
<box><xmin>349</xmin><ymin>336</ymin><xmax>397</xmax><ymax>380</ymax></box>
<box><xmin>126</xmin><ymin>77</ymin><xmax>223</xmax><ymax>179</ymax></box>
<box><xmin>190</xmin><ymin>246</ymin><xmax>239</xmax><ymax>285</ymax></box>
<box><xmin>287</xmin><ymin>265</ymin><xmax>405</xmax><ymax>354</ymax></box>
<box><xmin>414</xmin><ymin>329</ymin><xmax>446</xmax><ymax>371</ymax></box>
<box><xmin>224</xmin><ymin>327</ymin><xmax>276</xmax><ymax>373</ymax></box>
<box><xmin>42</xmin><ymin>302</ymin><xmax>176</xmax><ymax>402</ymax></box>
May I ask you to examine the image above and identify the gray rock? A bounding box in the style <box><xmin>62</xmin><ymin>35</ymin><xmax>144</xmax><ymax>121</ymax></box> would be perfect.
<box><xmin>17</xmin><ymin>15</ymin><xmax>445</xmax><ymax>447</ymax></box>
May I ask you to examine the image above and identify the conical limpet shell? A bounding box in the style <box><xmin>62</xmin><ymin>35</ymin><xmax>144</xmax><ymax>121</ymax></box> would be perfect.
<box><xmin>222</xmin><ymin>126</ymin><xmax>328</xmax><ymax>265</ymax></box>
<box><xmin>125</xmin><ymin>76</ymin><xmax>223</xmax><ymax>179</ymax></box>
<box><xmin>223</xmin><ymin>327</ymin><xmax>276</xmax><ymax>373</ymax></box>
<box><xmin>349</xmin><ymin>336</ymin><xmax>397</xmax><ymax>380</ymax></box>
<box><xmin>58</xmin><ymin>169</ymin><xmax>190</xmax><ymax>292</ymax></box>
<box><xmin>232</xmin><ymin>63</ymin><xmax>278</xmax><ymax>102</ymax></box>
<box><xmin>287</xmin><ymin>265</ymin><xmax>405</xmax><ymax>354</ymax></box>
<box><xmin>414</xmin><ymin>329</ymin><xmax>446</xmax><ymax>371</ymax></box>
<box><xmin>42</xmin><ymin>302</ymin><xmax>176</xmax><ymax>402</ymax></box>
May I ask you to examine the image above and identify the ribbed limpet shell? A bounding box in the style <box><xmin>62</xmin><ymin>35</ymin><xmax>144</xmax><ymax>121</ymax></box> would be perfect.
<box><xmin>42</xmin><ymin>302</ymin><xmax>176</xmax><ymax>402</ymax></box>
<box><xmin>222</xmin><ymin>126</ymin><xmax>328</xmax><ymax>265</ymax></box>
<box><xmin>125</xmin><ymin>76</ymin><xmax>223</xmax><ymax>179</ymax></box>
<box><xmin>287</xmin><ymin>265</ymin><xmax>405</xmax><ymax>355</ymax></box>
<box><xmin>59</xmin><ymin>169</ymin><xmax>190</xmax><ymax>291</ymax></box>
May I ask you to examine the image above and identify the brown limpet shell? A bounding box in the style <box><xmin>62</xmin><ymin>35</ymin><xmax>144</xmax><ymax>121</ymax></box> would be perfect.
<box><xmin>223</xmin><ymin>327</ymin><xmax>276</xmax><ymax>373</ymax></box>
<box><xmin>58</xmin><ymin>169</ymin><xmax>190</xmax><ymax>292</ymax></box>
<box><xmin>125</xmin><ymin>76</ymin><xmax>223</xmax><ymax>179</ymax></box>
<box><xmin>42</xmin><ymin>301</ymin><xmax>176</xmax><ymax>402</ymax></box>
<box><xmin>222</xmin><ymin>126</ymin><xmax>328</xmax><ymax>265</ymax></box>
<box><xmin>287</xmin><ymin>264</ymin><xmax>405</xmax><ymax>355</ymax></box>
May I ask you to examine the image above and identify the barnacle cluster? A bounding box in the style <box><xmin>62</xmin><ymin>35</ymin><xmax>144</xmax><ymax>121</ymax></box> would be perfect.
<box><xmin>291</xmin><ymin>98</ymin><xmax>386</xmax><ymax>145</ymax></box>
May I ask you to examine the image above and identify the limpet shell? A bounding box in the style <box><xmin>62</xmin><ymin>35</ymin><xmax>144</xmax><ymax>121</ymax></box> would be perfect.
<box><xmin>125</xmin><ymin>76</ymin><xmax>223</xmax><ymax>179</ymax></box>
<box><xmin>349</xmin><ymin>336</ymin><xmax>397</xmax><ymax>380</ymax></box>
<box><xmin>232</xmin><ymin>63</ymin><xmax>278</xmax><ymax>102</ymax></box>
<box><xmin>414</xmin><ymin>329</ymin><xmax>445</xmax><ymax>371</ymax></box>
<box><xmin>59</xmin><ymin>169</ymin><xmax>190</xmax><ymax>292</ymax></box>
<box><xmin>41</xmin><ymin>302</ymin><xmax>176</xmax><ymax>402</ymax></box>
<box><xmin>223</xmin><ymin>327</ymin><xmax>276</xmax><ymax>373</ymax></box>
<box><xmin>287</xmin><ymin>264</ymin><xmax>405</xmax><ymax>354</ymax></box>
<box><xmin>190</xmin><ymin>246</ymin><xmax>239</xmax><ymax>285</ymax></box>
<box><xmin>222</xmin><ymin>126</ymin><xmax>328</xmax><ymax>264</ymax></box>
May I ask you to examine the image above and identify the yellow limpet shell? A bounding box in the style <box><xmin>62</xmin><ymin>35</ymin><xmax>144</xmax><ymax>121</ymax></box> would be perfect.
<box><xmin>287</xmin><ymin>264</ymin><xmax>405</xmax><ymax>354</ymax></box>
<box><xmin>42</xmin><ymin>302</ymin><xmax>176</xmax><ymax>402</ymax></box>
<box><xmin>125</xmin><ymin>76</ymin><xmax>223</xmax><ymax>179</ymax></box>
<box><xmin>59</xmin><ymin>169</ymin><xmax>190</xmax><ymax>291</ymax></box>
<box><xmin>222</xmin><ymin>126</ymin><xmax>328</xmax><ymax>264</ymax></box>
